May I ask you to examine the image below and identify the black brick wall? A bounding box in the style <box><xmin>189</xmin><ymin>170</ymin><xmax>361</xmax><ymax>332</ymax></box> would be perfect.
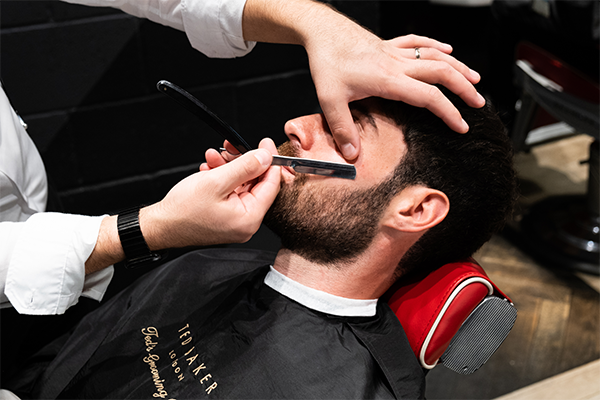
<box><xmin>1</xmin><ymin>1</ymin><xmax>381</xmax><ymax>220</ymax></box>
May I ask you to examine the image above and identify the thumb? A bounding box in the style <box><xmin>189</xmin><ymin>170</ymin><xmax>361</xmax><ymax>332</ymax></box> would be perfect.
<box><xmin>320</xmin><ymin>99</ymin><xmax>361</xmax><ymax>160</ymax></box>
<box><xmin>213</xmin><ymin>149</ymin><xmax>273</xmax><ymax>194</ymax></box>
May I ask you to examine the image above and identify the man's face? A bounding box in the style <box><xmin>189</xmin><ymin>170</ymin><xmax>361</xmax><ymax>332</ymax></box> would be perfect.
<box><xmin>263</xmin><ymin>99</ymin><xmax>410</xmax><ymax>264</ymax></box>
<box><xmin>279</xmin><ymin>99</ymin><xmax>407</xmax><ymax>188</ymax></box>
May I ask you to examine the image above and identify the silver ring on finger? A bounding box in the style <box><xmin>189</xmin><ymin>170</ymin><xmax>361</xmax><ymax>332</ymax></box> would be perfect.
<box><xmin>415</xmin><ymin>47</ymin><xmax>421</xmax><ymax>60</ymax></box>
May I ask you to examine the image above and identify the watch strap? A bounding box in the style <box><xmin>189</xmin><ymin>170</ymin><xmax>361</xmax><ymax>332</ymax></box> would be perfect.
<box><xmin>117</xmin><ymin>207</ymin><xmax>163</xmax><ymax>268</ymax></box>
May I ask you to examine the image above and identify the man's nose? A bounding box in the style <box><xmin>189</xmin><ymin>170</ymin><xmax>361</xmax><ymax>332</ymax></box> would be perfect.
<box><xmin>283</xmin><ymin>114</ymin><xmax>326</xmax><ymax>151</ymax></box>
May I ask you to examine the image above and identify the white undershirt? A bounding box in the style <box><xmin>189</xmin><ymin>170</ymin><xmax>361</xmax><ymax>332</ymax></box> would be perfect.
<box><xmin>264</xmin><ymin>266</ymin><xmax>378</xmax><ymax>317</ymax></box>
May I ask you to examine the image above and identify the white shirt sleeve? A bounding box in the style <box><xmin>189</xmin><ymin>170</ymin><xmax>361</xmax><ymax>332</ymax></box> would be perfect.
<box><xmin>1</xmin><ymin>84</ymin><xmax>114</xmax><ymax>315</ymax></box>
<box><xmin>0</xmin><ymin>389</ymin><xmax>22</xmax><ymax>400</ymax></box>
<box><xmin>62</xmin><ymin>0</ymin><xmax>256</xmax><ymax>58</ymax></box>
<box><xmin>1</xmin><ymin>214</ymin><xmax>114</xmax><ymax>315</ymax></box>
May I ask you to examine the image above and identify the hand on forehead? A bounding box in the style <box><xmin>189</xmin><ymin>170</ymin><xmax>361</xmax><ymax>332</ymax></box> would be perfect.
<box><xmin>283</xmin><ymin>99</ymin><xmax>407</xmax><ymax>185</ymax></box>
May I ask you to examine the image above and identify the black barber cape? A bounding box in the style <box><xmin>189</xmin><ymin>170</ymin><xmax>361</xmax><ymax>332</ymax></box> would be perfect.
<box><xmin>17</xmin><ymin>249</ymin><xmax>425</xmax><ymax>399</ymax></box>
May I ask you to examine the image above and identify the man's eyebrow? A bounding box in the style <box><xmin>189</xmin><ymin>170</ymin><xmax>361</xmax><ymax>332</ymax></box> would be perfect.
<box><xmin>350</xmin><ymin>103</ymin><xmax>377</xmax><ymax>130</ymax></box>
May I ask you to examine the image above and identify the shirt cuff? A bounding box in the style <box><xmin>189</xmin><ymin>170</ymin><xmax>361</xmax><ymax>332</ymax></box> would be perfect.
<box><xmin>5</xmin><ymin>213</ymin><xmax>111</xmax><ymax>315</ymax></box>
<box><xmin>182</xmin><ymin>0</ymin><xmax>256</xmax><ymax>58</ymax></box>
<box><xmin>0</xmin><ymin>389</ymin><xmax>22</xmax><ymax>400</ymax></box>
<box><xmin>82</xmin><ymin>266</ymin><xmax>114</xmax><ymax>302</ymax></box>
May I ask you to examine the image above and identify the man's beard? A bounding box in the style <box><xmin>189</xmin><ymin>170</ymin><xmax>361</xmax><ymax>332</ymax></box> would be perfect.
<box><xmin>263</xmin><ymin>142</ymin><xmax>401</xmax><ymax>265</ymax></box>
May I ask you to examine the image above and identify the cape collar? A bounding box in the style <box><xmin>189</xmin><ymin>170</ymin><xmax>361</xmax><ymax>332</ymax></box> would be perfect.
<box><xmin>264</xmin><ymin>266</ymin><xmax>378</xmax><ymax>317</ymax></box>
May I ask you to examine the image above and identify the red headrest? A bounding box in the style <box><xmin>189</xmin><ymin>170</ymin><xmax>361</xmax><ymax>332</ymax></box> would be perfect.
<box><xmin>387</xmin><ymin>258</ymin><xmax>511</xmax><ymax>369</ymax></box>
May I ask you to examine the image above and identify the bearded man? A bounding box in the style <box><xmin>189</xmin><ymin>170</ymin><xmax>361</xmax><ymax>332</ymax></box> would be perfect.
<box><xmin>4</xmin><ymin>93</ymin><xmax>516</xmax><ymax>400</ymax></box>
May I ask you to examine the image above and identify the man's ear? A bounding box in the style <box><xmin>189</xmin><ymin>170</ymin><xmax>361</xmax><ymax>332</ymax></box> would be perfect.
<box><xmin>383</xmin><ymin>186</ymin><xmax>449</xmax><ymax>233</ymax></box>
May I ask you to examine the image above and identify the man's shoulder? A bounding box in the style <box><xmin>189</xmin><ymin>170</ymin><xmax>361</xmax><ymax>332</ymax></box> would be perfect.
<box><xmin>146</xmin><ymin>247</ymin><xmax>276</xmax><ymax>288</ymax></box>
<box><xmin>170</xmin><ymin>247</ymin><xmax>276</xmax><ymax>273</ymax></box>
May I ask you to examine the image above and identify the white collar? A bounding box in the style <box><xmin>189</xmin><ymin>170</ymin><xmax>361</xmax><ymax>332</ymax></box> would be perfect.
<box><xmin>264</xmin><ymin>266</ymin><xmax>378</xmax><ymax>317</ymax></box>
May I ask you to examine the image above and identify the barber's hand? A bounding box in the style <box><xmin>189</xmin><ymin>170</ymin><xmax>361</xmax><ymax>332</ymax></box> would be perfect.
<box><xmin>200</xmin><ymin>140</ymin><xmax>244</xmax><ymax>174</ymax></box>
<box><xmin>142</xmin><ymin>139</ymin><xmax>280</xmax><ymax>248</ymax></box>
<box><xmin>241</xmin><ymin>0</ymin><xmax>483</xmax><ymax>160</ymax></box>
<box><xmin>307</xmin><ymin>32</ymin><xmax>485</xmax><ymax>160</ymax></box>
<box><xmin>85</xmin><ymin>140</ymin><xmax>279</xmax><ymax>274</ymax></box>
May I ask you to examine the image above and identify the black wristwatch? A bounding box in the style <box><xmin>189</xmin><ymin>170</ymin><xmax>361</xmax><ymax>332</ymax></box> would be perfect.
<box><xmin>117</xmin><ymin>207</ymin><xmax>164</xmax><ymax>268</ymax></box>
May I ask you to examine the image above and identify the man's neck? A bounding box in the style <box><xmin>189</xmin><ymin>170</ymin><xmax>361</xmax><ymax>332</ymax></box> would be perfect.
<box><xmin>272</xmin><ymin>239</ymin><xmax>403</xmax><ymax>300</ymax></box>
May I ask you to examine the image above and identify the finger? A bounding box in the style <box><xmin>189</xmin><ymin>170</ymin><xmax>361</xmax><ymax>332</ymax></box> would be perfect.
<box><xmin>233</xmin><ymin>136</ymin><xmax>278</xmax><ymax>195</ymax></box>
<box><xmin>220</xmin><ymin>149</ymin><xmax>240</xmax><ymax>163</ymax></box>
<box><xmin>233</xmin><ymin>179</ymin><xmax>256</xmax><ymax>195</ymax></box>
<box><xmin>319</xmin><ymin>97</ymin><xmax>361</xmax><ymax>160</ymax></box>
<box><xmin>205</xmin><ymin>148</ymin><xmax>228</xmax><ymax>168</ymax></box>
<box><xmin>256</xmin><ymin>137</ymin><xmax>281</xmax><ymax>186</ymax></box>
<box><xmin>400</xmin><ymin>59</ymin><xmax>485</xmax><ymax>109</ymax></box>
<box><xmin>224</xmin><ymin>140</ymin><xmax>241</xmax><ymax>156</ymax></box>
<box><xmin>240</xmin><ymin>153</ymin><xmax>281</xmax><ymax>216</ymax></box>
<box><xmin>407</xmin><ymin>47</ymin><xmax>481</xmax><ymax>85</ymax></box>
<box><xmin>258</xmin><ymin>137</ymin><xmax>278</xmax><ymax>155</ymax></box>
<box><xmin>398</xmin><ymin>47</ymin><xmax>481</xmax><ymax>85</ymax></box>
<box><xmin>212</xmin><ymin>148</ymin><xmax>274</xmax><ymax>195</ymax></box>
<box><xmin>385</xmin><ymin>77</ymin><xmax>470</xmax><ymax>133</ymax></box>
<box><xmin>387</xmin><ymin>34</ymin><xmax>453</xmax><ymax>54</ymax></box>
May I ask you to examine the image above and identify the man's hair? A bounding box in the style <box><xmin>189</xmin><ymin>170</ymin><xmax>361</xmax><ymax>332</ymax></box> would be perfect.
<box><xmin>375</xmin><ymin>90</ymin><xmax>517</xmax><ymax>275</ymax></box>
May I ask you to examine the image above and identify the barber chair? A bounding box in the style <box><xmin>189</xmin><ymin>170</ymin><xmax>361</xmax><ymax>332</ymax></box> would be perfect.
<box><xmin>512</xmin><ymin>42</ymin><xmax>599</xmax><ymax>275</ymax></box>
<box><xmin>387</xmin><ymin>258</ymin><xmax>517</xmax><ymax>374</ymax></box>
